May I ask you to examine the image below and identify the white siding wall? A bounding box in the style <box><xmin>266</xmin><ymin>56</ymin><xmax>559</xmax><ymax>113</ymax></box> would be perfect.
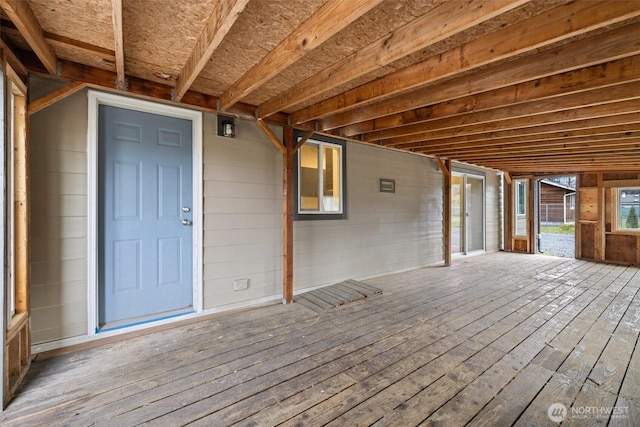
<box><xmin>30</xmin><ymin>90</ymin><xmax>88</xmax><ymax>344</ymax></box>
<box><xmin>201</xmin><ymin>114</ymin><xmax>283</xmax><ymax>308</ymax></box>
<box><xmin>28</xmin><ymin>82</ymin><xmax>501</xmax><ymax>346</ymax></box>
<box><xmin>294</xmin><ymin>143</ymin><xmax>444</xmax><ymax>290</ymax></box>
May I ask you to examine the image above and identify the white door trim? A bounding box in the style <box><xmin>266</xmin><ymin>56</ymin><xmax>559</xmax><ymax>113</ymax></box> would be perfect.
<box><xmin>87</xmin><ymin>90</ymin><xmax>203</xmax><ymax>337</ymax></box>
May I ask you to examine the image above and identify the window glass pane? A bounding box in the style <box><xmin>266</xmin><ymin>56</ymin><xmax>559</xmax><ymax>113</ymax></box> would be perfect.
<box><xmin>515</xmin><ymin>179</ymin><xmax>527</xmax><ymax>236</ymax></box>
<box><xmin>618</xmin><ymin>188</ymin><xmax>640</xmax><ymax>230</ymax></box>
<box><xmin>517</xmin><ymin>181</ymin><xmax>526</xmax><ymax>215</ymax></box>
<box><xmin>299</xmin><ymin>143</ymin><xmax>319</xmax><ymax>211</ymax></box>
<box><xmin>322</xmin><ymin>145</ymin><xmax>341</xmax><ymax>212</ymax></box>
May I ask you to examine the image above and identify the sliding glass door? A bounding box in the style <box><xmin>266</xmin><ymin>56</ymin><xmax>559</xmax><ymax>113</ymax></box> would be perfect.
<box><xmin>452</xmin><ymin>172</ymin><xmax>485</xmax><ymax>255</ymax></box>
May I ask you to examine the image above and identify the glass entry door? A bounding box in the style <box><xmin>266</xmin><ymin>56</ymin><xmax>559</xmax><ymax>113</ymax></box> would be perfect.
<box><xmin>452</xmin><ymin>172</ymin><xmax>485</xmax><ymax>255</ymax></box>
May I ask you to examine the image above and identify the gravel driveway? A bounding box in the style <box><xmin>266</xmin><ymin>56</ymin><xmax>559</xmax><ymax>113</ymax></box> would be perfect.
<box><xmin>539</xmin><ymin>233</ymin><xmax>575</xmax><ymax>258</ymax></box>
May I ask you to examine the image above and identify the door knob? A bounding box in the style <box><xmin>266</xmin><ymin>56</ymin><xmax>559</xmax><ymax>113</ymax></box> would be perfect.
<box><xmin>182</xmin><ymin>219</ymin><xmax>192</xmax><ymax>226</ymax></box>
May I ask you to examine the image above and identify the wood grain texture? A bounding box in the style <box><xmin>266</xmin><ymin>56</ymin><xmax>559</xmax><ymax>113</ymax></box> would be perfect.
<box><xmin>0</xmin><ymin>0</ymin><xmax>57</xmax><ymax>73</ymax></box>
<box><xmin>4</xmin><ymin>253</ymin><xmax>640</xmax><ymax>425</ymax></box>
<box><xmin>218</xmin><ymin>0</ymin><xmax>385</xmax><ymax>110</ymax></box>
<box><xmin>258</xmin><ymin>0</ymin><xmax>528</xmax><ymax>117</ymax></box>
<box><xmin>173</xmin><ymin>0</ymin><xmax>250</xmax><ymax>101</ymax></box>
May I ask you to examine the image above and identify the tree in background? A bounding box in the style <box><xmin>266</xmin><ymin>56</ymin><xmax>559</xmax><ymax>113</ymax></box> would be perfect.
<box><xmin>627</xmin><ymin>206</ymin><xmax>639</xmax><ymax>229</ymax></box>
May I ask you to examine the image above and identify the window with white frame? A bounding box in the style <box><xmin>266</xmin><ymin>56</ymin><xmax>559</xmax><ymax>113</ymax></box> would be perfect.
<box><xmin>617</xmin><ymin>188</ymin><xmax>640</xmax><ymax>231</ymax></box>
<box><xmin>514</xmin><ymin>179</ymin><xmax>528</xmax><ymax>236</ymax></box>
<box><xmin>295</xmin><ymin>134</ymin><xmax>346</xmax><ymax>219</ymax></box>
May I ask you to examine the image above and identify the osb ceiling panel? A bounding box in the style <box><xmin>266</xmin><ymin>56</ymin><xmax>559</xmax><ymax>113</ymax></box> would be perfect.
<box><xmin>193</xmin><ymin>0</ymin><xmax>329</xmax><ymax>96</ymax></box>
<box><xmin>244</xmin><ymin>0</ymin><xmax>442</xmax><ymax>106</ymax></box>
<box><xmin>123</xmin><ymin>0</ymin><xmax>217</xmax><ymax>84</ymax></box>
<box><xmin>29</xmin><ymin>0</ymin><xmax>114</xmax><ymax>50</ymax></box>
<box><xmin>255</xmin><ymin>0</ymin><xmax>566</xmax><ymax>111</ymax></box>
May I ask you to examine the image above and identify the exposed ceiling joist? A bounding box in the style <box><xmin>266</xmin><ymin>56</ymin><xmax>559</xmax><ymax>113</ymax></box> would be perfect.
<box><xmin>0</xmin><ymin>0</ymin><xmax>57</xmax><ymax>73</ymax></box>
<box><xmin>291</xmin><ymin>1</ymin><xmax>640</xmax><ymax>127</ymax></box>
<box><xmin>257</xmin><ymin>0</ymin><xmax>528</xmax><ymax>118</ymax></box>
<box><xmin>390</xmin><ymin>98</ymin><xmax>640</xmax><ymax>147</ymax></box>
<box><xmin>174</xmin><ymin>0</ymin><xmax>250</xmax><ymax>101</ymax></box>
<box><xmin>350</xmin><ymin>55</ymin><xmax>640</xmax><ymax>138</ymax></box>
<box><xmin>218</xmin><ymin>0</ymin><xmax>385</xmax><ymax>111</ymax></box>
<box><xmin>377</xmin><ymin>82</ymin><xmax>640</xmax><ymax>145</ymax></box>
<box><xmin>111</xmin><ymin>0</ymin><xmax>125</xmax><ymax>89</ymax></box>
<box><xmin>432</xmin><ymin>134</ymin><xmax>640</xmax><ymax>159</ymax></box>
<box><xmin>318</xmin><ymin>21</ymin><xmax>640</xmax><ymax>131</ymax></box>
<box><xmin>412</xmin><ymin>121</ymin><xmax>640</xmax><ymax>152</ymax></box>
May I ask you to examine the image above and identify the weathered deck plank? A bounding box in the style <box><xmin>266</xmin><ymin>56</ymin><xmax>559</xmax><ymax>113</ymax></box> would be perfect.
<box><xmin>2</xmin><ymin>253</ymin><xmax>639</xmax><ymax>426</ymax></box>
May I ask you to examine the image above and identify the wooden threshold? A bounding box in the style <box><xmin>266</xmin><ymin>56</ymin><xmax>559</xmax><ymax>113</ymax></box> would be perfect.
<box><xmin>295</xmin><ymin>279</ymin><xmax>383</xmax><ymax>314</ymax></box>
<box><xmin>1</xmin><ymin>252</ymin><xmax>639</xmax><ymax>425</ymax></box>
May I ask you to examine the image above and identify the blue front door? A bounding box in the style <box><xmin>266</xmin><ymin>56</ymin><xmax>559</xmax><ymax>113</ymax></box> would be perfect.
<box><xmin>98</xmin><ymin>105</ymin><xmax>193</xmax><ymax>327</ymax></box>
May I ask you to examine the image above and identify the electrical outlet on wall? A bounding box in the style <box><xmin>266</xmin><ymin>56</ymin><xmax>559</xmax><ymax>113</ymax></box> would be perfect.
<box><xmin>233</xmin><ymin>278</ymin><xmax>249</xmax><ymax>291</ymax></box>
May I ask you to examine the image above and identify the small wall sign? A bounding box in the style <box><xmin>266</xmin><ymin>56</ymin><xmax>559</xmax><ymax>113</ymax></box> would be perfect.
<box><xmin>379</xmin><ymin>178</ymin><xmax>395</xmax><ymax>193</ymax></box>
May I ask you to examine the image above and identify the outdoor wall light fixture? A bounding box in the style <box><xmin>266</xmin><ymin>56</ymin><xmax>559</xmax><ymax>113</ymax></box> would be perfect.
<box><xmin>218</xmin><ymin>115</ymin><xmax>235</xmax><ymax>138</ymax></box>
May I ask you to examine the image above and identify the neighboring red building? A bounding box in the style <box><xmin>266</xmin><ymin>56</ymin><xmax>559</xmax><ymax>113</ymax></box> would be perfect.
<box><xmin>540</xmin><ymin>179</ymin><xmax>576</xmax><ymax>224</ymax></box>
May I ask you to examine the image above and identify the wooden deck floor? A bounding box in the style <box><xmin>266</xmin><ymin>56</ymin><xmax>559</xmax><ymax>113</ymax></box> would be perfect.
<box><xmin>2</xmin><ymin>253</ymin><xmax>639</xmax><ymax>426</ymax></box>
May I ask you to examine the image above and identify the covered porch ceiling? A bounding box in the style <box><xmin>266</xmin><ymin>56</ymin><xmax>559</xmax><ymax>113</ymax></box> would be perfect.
<box><xmin>1</xmin><ymin>0</ymin><xmax>639</xmax><ymax>174</ymax></box>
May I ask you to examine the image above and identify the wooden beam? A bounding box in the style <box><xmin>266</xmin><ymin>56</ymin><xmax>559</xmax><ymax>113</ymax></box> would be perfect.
<box><xmin>420</xmin><ymin>131</ymin><xmax>640</xmax><ymax>158</ymax></box>
<box><xmin>256</xmin><ymin>119</ymin><xmax>286</xmax><ymax>153</ymax></box>
<box><xmin>357</xmin><ymin>55</ymin><xmax>640</xmax><ymax>140</ymax></box>
<box><xmin>503</xmin><ymin>172</ymin><xmax>512</xmax><ymax>185</ymax></box>
<box><xmin>111</xmin><ymin>0</ymin><xmax>125</xmax><ymax>89</ymax></box>
<box><xmin>282</xmin><ymin>127</ymin><xmax>295</xmax><ymax>304</ymax></box>
<box><xmin>21</xmin><ymin>54</ymin><xmax>290</xmax><ymax>125</ymax></box>
<box><xmin>388</xmin><ymin>110</ymin><xmax>639</xmax><ymax>151</ymax></box>
<box><xmin>392</xmin><ymin>116</ymin><xmax>640</xmax><ymax>152</ymax></box>
<box><xmin>436</xmin><ymin>156</ymin><xmax>450</xmax><ymax>178</ymax></box>
<box><xmin>389</xmin><ymin>97</ymin><xmax>640</xmax><ymax>148</ymax></box>
<box><xmin>257</xmin><ymin>0</ymin><xmax>527</xmax><ymax>118</ymax></box>
<box><xmin>0</xmin><ymin>0</ymin><xmax>57</xmax><ymax>73</ymax></box>
<box><xmin>318</xmin><ymin>21</ymin><xmax>640</xmax><ymax>131</ymax></box>
<box><xmin>291</xmin><ymin>2</ymin><xmax>640</xmax><ymax>128</ymax></box>
<box><xmin>1</xmin><ymin>18</ymin><xmax>115</xmax><ymax>58</ymax></box>
<box><xmin>218</xmin><ymin>0</ymin><xmax>383</xmax><ymax>110</ymax></box>
<box><xmin>174</xmin><ymin>0</ymin><xmax>250</xmax><ymax>101</ymax></box>
<box><xmin>438</xmin><ymin>139</ymin><xmax>640</xmax><ymax>161</ymax></box>
<box><xmin>28</xmin><ymin>81</ymin><xmax>86</xmax><ymax>115</ymax></box>
<box><xmin>293</xmin><ymin>130</ymin><xmax>314</xmax><ymax>153</ymax></box>
<box><xmin>0</xmin><ymin>38</ymin><xmax>28</xmax><ymax>80</ymax></box>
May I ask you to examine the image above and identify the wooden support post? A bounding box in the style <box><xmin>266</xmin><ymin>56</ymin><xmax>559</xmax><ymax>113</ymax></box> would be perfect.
<box><xmin>595</xmin><ymin>173</ymin><xmax>605</xmax><ymax>260</ymax></box>
<box><xmin>505</xmin><ymin>176</ymin><xmax>513</xmax><ymax>252</ymax></box>
<box><xmin>528</xmin><ymin>177</ymin><xmax>535</xmax><ymax>254</ymax></box>
<box><xmin>282</xmin><ymin>126</ymin><xmax>294</xmax><ymax>304</ymax></box>
<box><xmin>442</xmin><ymin>158</ymin><xmax>452</xmax><ymax>266</ymax></box>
